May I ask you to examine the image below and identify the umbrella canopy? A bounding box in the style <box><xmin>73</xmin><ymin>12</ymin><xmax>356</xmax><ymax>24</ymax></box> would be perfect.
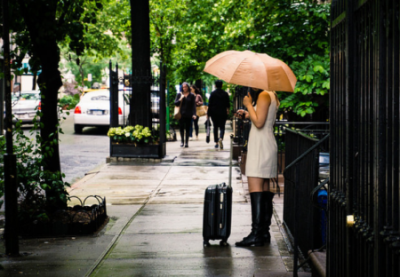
<box><xmin>203</xmin><ymin>50</ymin><xmax>297</xmax><ymax>92</ymax></box>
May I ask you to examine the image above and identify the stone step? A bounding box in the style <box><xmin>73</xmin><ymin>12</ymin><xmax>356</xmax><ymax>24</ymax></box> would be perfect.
<box><xmin>308</xmin><ymin>250</ymin><xmax>326</xmax><ymax>277</ymax></box>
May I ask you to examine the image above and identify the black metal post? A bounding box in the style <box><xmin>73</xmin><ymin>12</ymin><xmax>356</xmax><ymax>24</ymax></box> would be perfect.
<box><xmin>0</xmin><ymin>78</ymin><xmax>4</xmax><ymax>135</ymax></box>
<box><xmin>345</xmin><ymin>0</ymin><xmax>356</xmax><ymax>275</ymax></box>
<box><xmin>293</xmin><ymin>162</ymin><xmax>299</xmax><ymax>277</ymax></box>
<box><xmin>375</xmin><ymin>1</ymin><xmax>387</xmax><ymax>276</ymax></box>
<box><xmin>129</xmin><ymin>0</ymin><xmax>151</xmax><ymax>128</ymax></box>
<box><xmin>2</xmin><ymin>0</ymin><xmax>19</xmax><ymax>256</ymax></box>
<box><xmin>109</xmin><ymin>61</ymin><xmax>119</xmax><ymax>128</ymax></box>
<box><xmin>166</xmin><ymin>80</ymin><xmax>170</xmax><ymax>131</ymax></box>
<box><xmin>159</xmin><ymin>62</ymin><xmax>166</xmax><ymax>144</ymax></box>
<box><xmin>109</xmin><ymin>61</ymin><xmax>120</xmax><ymax>158</ymax></box>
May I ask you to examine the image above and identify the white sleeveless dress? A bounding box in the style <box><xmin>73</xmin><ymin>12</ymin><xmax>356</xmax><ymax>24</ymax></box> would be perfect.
<box><xmin>245</xmin><ymin>91</ymin><xmax>279</xmax><ymax>178</ymax></box>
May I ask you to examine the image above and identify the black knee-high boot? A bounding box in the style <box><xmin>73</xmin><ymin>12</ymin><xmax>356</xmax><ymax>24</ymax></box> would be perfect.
<box><xmin>236</xmin><ymin>192</ymin><xmax>265</xmax><ymax>247</ymax></box>
<box><xmin>263</xmin><ymin>191</ymin><xmax>275</xmax><ymax>243</ymax></box>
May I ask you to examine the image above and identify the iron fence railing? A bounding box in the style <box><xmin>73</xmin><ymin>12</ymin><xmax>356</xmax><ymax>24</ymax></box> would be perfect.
<box><xmin>275</xmin><ymin>122</ymin><xmax>329</xmax><ymax>174</ymax></box>
<box><xmin>109</xmin><ymin>62</ymin><xmax>166</xmax><ymax>158</ymax></box>
<box><xmin>330</xmin><ymin>1</ymin><xmax>400</xmax><ymax>276</ymax></box>
<box><xmin>283</xmin><ymin>128</ymin><xmax>329</xmax><ymax>276</ymax></box>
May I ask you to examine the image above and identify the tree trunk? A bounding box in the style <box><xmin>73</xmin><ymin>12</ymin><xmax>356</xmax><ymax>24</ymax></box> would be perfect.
<box><xmin>37</xmin><ymin>43</ymin><xmax>65</xmax><ymax>208</ymax></box>
<box><xmin>22</xmin><ymin>1</ymin><xmax>66</xmax><ymax>209</ymax></box>
<box><xmin>130</xmin><ymin>0</ymin><xmax>151</xmax><ymax>128</ymax></box>
<box><xmin>32</xmin><ymin>71</ymin><xmax>37</xmax><ymax>90</ymax></box>
<box><xmin>79</xmin><ymin>64</ymin><xmax>85</xmax><ymax>91</ymax></box>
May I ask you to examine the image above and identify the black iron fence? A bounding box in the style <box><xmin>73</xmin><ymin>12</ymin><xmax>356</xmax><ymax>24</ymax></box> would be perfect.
<box><xmin>109</xmin><ymin>62</ymin><xmax>166</xmax><ymax>158</ymax></box>
<box><xmin>330</xmin><ymin>0</ymin><xmax>400</xmax><ymax>276</ymax></box>
<box><xmin>283</xmin><ymin>129</ymin><xmax>329</xmax><ymax>274</ymax></box>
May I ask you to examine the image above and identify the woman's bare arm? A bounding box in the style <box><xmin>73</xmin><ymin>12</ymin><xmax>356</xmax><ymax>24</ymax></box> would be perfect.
<box><xmin>244</xmin><ymin>91</ymin><xmax>271</xmax><ymax>129</ymax></box>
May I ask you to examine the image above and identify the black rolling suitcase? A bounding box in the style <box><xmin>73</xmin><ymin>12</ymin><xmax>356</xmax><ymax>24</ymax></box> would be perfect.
<box><xmin>203</xmin><ymin>135</ymin><xmax>234</xmax><ymax>246</ymax></box>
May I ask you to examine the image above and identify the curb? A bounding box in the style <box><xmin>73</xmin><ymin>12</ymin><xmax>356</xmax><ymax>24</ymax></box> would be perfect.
<box><xmin>67</xmin><ymin>168</ymin><xmax>102</xmax><ymax>192</ymax></box>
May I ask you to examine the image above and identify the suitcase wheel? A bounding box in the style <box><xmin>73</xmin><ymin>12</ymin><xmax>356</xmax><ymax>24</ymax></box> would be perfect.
<box><xmin>220</xmin><ymin>240</ymin><xmax>228</xmax><ymax>246</ymax></box>
<box><xmin>203</xmin><ymin>240</ymin><xmax>211</xmax><ymax>247</ymax></box>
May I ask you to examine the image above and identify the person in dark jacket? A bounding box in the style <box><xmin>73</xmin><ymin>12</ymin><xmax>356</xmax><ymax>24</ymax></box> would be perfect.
<box><xmin>207</xmin><ymin>80</ymin><xmax>230</xmax><ymax>149</ymax></box>
<box><xmin>174</xmin><ymin>82</ymin><xmax>196</xmax><ymax>148</ymax></box>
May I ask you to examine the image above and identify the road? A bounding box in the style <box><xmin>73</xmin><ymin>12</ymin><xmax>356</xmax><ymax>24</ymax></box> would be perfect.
<box><xmin>23</xmin><ymin>111</ymin><xmax>110</xmax><ymax>185</ymax></box>
<box><xmin>58</xmin><ymin>112</ymin><xmax>110</xmax><ymax>184</ymax></box>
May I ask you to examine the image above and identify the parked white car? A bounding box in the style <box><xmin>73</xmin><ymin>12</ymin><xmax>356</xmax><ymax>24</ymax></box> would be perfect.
<box><xmin>73</xmin><ymin>89</ymin><xmax>129</xmax><ymax>134</ymax></box>
<box><xmin>9</xmin><ymin>91</ymin><xmax>41</xmax><ymax>125</ymax></box>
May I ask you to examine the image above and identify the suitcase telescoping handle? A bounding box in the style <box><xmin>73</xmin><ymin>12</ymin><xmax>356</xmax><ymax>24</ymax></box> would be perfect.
<box><xmin>229</xmin><ymin>134</ymin><xmax>234</xmax><ymax>189</ymax></box>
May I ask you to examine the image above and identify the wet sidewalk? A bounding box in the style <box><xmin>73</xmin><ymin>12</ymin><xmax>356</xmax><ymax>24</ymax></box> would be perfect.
<box><xmin>0</xmin><ymin>118</ymin><xmax>301</xmax><ymax>277</ymax></box>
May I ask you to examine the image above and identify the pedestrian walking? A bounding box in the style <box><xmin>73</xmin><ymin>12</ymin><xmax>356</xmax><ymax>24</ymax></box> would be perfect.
<box><xmin>234</xmin><ymin>88</ymin><xmax>280</xmax><ymax>247</ymax></box>
<box><xmin>207</xmin><ymin>80</ymin><xmax>230</xmax><ymax>150</ymax></box>
<box><xmin>174</xmin><ymin>82</ymin><xmax>196</xmax><ymax>148</ymax></box>
<box><xmin>190</xmin><ymin>84</ymin><xmax>203</xmax><ymax>140</ymax></box>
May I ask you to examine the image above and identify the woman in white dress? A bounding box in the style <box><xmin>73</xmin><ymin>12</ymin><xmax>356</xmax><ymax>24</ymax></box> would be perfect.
<box><xmin>235</xmin><ymin>88</ymin><xmax>280</xmax><ymax>247</ymax></box>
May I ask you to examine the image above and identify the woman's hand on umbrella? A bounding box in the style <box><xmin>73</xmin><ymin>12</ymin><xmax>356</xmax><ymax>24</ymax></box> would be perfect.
<box><xmin>243</xmin><ymin>92</ymin><xmax>252</xmax><ymax>107</ymax></box>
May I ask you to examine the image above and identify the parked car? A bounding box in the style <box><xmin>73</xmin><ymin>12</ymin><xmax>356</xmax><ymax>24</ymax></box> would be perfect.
<box><xmin>73</xmin><ymin>89</ymin><xmax>129</xmax><ymax>134</ymax></box>
<box><xmin>81</xmin><ymin>86</ymin><xmax>110</xmax><ymax>97</ymax></box>
<box><xmin>319</xmin><ymin>152</ymin><xmax>329</xmax><ymax>180</ymax></box>
<box><xmin>5</xmin><ymin>91</ymin><xmax>41</xmax><ymax>125</ymax></box>
<box><xmin>151</xmin><ymin>91</ymin><xmax>160</xmax><ymax>118</ymax></box>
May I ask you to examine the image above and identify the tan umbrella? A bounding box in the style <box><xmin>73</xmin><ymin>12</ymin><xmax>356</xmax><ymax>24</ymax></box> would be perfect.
<box><xmin>203</xmin><ymin>50</ymin><xmax>297</xmax><ymax>92</ymax></box>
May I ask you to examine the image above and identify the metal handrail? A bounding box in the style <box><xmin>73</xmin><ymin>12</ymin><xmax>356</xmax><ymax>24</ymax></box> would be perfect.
<box><xmin>275</xmin><ymin>121</ymin><xmax>329</xmax><ymax>125</ymax></box>
<box><xmin>283</xmin><ymin>130</ymin><xmax>330</xmax><ymax>277</ymax></box>
<box><xmin>284</xmin><ymin>132</ymin><xmax>330</xmax><ymax>176</ymax></box>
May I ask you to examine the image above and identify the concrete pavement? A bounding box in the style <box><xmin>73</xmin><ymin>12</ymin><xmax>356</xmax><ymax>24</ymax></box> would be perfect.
<box><xmin>0</xmin><ymin>118</ymin><xmax>306</xmax><ymax>276</ymax></box>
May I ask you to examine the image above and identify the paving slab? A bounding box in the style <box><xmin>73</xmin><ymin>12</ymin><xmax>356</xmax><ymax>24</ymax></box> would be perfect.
<box><xmin>0</xmin><ymin>205</ymin><xmax>141</xmax><ymax>277</ymax></box>
<box><xmin>0</xmin><ymin>120</ymin><xmax>299</xmax><ymax>277</ymax></box>
<box><xmin>92</xmin><ymin>204</ymin><xmax>286</xmax><ymax>277</ymax></box>
<box><xmin>69</xmin><ymin>164</ymin><xmax>245</xmax><ymax>206</ymax></box>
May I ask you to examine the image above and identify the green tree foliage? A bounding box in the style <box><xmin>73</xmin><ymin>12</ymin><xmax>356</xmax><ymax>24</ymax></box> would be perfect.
<box><xmin>60</xmin><ymin>42</ymin><xmax>132</xmax><ymax>92</ymax></box>
<box><xmin>251</xmin><ymin>1</ymin><xmax>330</xmax><ymax>118</ymax></box>
<box><xmin>59</xmin><ymin>0</ymin><xmax>131</xmax><ymax>90</ymax></box>
<box><xmin>149</xmin><ymin>0</ymin><xmax>186</xmax><ymax>65</ymax></box>
<box><xmin>147</xmin><ymin>0</ymin><xmax>330</xmax><ymax>119</ymax></box>
<box><xmin>66</xmin><ymin>56</ymin><xmax>108</xmax><ymax>88</ymax></box>
<box><xmin>0</xmin><ymin>0</ymin><xmax>126</xmax><ymax>208</ymax></box>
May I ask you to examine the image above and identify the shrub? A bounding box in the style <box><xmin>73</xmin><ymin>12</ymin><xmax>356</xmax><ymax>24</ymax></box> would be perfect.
<box><xmin>59</xmin><ymin>94</ymin><xmax>80</xmax><ymax>109</ymax></box>
<box><xmin>107</xmin><ymin>125</ymin><xmax>155</xmax><ymax>144</ymax></box>
<box><xmin>0</xmin><ymin>108</ymin><xmax>70</xmax><ymax>220</ymax></box>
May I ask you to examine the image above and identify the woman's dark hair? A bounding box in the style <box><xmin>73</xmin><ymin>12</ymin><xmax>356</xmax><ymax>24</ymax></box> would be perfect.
<box><xmin>190</xmin><ymin>84</ymin><xmax>202</xmax><ymax>95</ymax></box>
<box><xmin>247</xmin><ymin>88</ymin><xmax>279</xmax><ymax>107</ymax></box>
<box><xmin>248</xmin><ymin>88</ymin><xmax>262</xmax><ymax>106</ymax></box>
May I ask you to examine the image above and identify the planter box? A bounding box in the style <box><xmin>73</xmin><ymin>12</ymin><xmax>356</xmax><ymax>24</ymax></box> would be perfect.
<box><xmin>110</xmin><ymin>142</ymin><xmax>166</xmax><ymax>158</ymax></box>
<box><xmin>19</xmin><ymin>196</ymin><xmax>108</xmax><ymax>237</ymax></box>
